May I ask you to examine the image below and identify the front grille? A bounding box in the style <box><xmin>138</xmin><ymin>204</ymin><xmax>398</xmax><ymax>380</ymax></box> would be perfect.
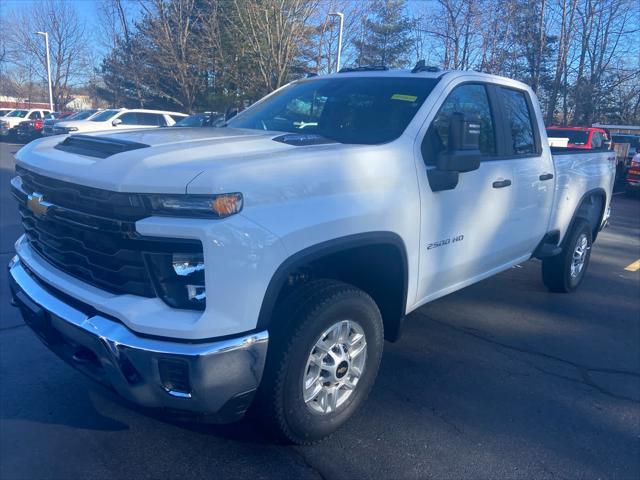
<box><xmin>17</xmin><ymin>165</ymin><xmax>147</xmax><ymax>220</ymax></box>
<box><xmin>20</xmin><ymin>204</ymin><xmax>155</xmax><ymax>297</ymax></box>
<box><xmin>13</xmin><ymin>167</ymin><xmax>201</xmax><ymax>299</ymax></box>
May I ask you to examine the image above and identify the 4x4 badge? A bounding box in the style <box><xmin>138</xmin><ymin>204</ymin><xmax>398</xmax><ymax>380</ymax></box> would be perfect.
<box><xmin>27</xmin><ymin>193</ymin><xmax>51</xmax><ymax>217</ymax></box>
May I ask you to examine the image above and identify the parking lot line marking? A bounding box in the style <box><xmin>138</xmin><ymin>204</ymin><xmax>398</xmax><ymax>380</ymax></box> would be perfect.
<box><xmin>624</xmin><ymin>259</ymin><xmax>640</xmax><ymax>272</ymax></box>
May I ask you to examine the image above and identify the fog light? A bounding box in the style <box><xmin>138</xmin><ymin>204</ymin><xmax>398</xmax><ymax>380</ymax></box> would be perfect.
<box><xmin>145</xmin><ymin>248</ymin><xmax>206</xmax><ymax>310</ymax></box>
<box><xmin>172</xmin><ymin>253</ymin><xmax>205</xmax><ymax>276</ymax></box>
<box><xmin>186</xmin><ymin>284</ymin><xmax>206</xmax><ymax>301</ymax></box>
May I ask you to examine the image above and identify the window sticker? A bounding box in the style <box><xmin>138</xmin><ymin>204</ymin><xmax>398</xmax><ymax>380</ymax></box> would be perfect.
<box><xmin>391</xmin><ymin>94</ymin><xmax>418</xmax><ymax>102</ymax></box>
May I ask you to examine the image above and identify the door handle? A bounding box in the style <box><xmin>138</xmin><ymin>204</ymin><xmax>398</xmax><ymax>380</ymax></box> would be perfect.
<box><xmin>539</xmin><ymin>173</ymin><xmax>554</xmax><ymax>181</ymax></box>
<box><xmin>492</xmin><ymin>179</ymin><xmax>512</xmax><ymax>189</ymax></box>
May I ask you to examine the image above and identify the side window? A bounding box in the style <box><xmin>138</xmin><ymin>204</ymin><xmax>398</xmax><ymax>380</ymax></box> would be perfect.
<box><xmin>591</xmin><ymin>132</ymin><xmax>603</xmax><ymax>149</ymax></box>
<box><xmin>157</xmin><ymin>115</ymin><xmax>168</xmax><ymax>126</ymax></box>
<box><xmin>422</xmin><ymin>84</ymin><xmax>496</xmax><ymax>165</ymax></box>
<box><xmin>29</xmin><ymin>111</ymin><xmax>41</xmax><ymax>119</ymax></box>
<box><xmin>118</xmin><ymin>112</ymin><xmax>139</xmax><ymax>125</ymax></box>
<box><xmin>136</xmin><ymin>112</ymin><xmax>162</xmax><ymax>126</ymax></box>
<box><xmin>498</xmin><ymin>88</ymin><xmax>536</xmax><ymax>155</ymax></box>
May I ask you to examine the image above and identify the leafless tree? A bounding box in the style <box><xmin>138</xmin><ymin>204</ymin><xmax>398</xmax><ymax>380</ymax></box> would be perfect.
<box><xmin>138</xmin><ymin>0</ymin><xmax>211</xmax><ymax>112</ymax></box>
<box><xmin>6</xmin><ymin>0</ymin><xmax>89</xmax><ymax>110</ymax></box>
<box><xmin>227</xmin><ymin>0</ymin><xmax>320</xmax><ymax>92</ymax></box>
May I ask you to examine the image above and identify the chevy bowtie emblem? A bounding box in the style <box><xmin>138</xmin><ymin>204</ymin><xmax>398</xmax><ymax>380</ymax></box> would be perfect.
<box><xmin>27</xmin><ymin>193</ymin><xmax>51</xmax><ymax>217</ymax></box>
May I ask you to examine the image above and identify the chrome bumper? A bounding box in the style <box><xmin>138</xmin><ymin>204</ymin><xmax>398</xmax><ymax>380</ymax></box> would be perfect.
<box><xmin>8</xmin><ymin>256</ymin><xmax>268</xmax><ymax>421</ymax></box>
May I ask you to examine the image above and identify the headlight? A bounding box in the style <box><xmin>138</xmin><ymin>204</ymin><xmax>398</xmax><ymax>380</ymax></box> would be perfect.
<box><xmin>57</xmin><ymin>126</ymin><xmax>78</xmax><ymax>133</ymax></box>
<box><xmin>145</xmin><ymin>251</ymin><xmax>206</xmax><ymax>310</ymax></box>
<box><xmin>145</xmin><ymin>193</ymin><xmax>243</xmax><ymax>218</ymax></box>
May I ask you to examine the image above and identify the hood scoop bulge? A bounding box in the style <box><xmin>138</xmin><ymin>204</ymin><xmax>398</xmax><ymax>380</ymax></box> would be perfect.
<box><xmin>54</xmin><ymin>134</ymin><xmax>150</xmax><ymax>159</ymax></box>
<box><xmin>272</xmin><ymin>133</ymin><xmax>336</xmax><ymax>146</ymax></box>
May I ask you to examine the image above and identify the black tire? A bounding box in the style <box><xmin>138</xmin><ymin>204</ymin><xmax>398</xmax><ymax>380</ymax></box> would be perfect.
<box><xmin>253</xmin><ymin>279</ymin><xmax>384</xmax><ymax>445</ymax></box>
<box><xmin>542</xmin><ymin>219</ymin><xmax>593</xmax><ymax>293</ymax></box>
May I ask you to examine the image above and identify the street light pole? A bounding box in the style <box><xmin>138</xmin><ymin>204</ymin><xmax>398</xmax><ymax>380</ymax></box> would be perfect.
<box><xmin>328</xmin><ymin>12</ymin><xmax>344</xmax><ymax>73</ymax></box>
<box><xmin>36</xmin><ymin>31</ymin><xmax>54</xmax><ymax>111</ymax></box>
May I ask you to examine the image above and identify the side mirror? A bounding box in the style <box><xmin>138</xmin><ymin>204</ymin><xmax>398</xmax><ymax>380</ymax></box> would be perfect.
<box><xmin>225</xmin><ymin>107</ymin><xmax>239</xmax><ymax>121</ymax></box>
<box><xmin>436</xmin><ymin>112</ymin><xmax>482</xmax><ymax>173</ymax></box>
<box><xmin>112</xmin><ymin>118</ymin><xmax>122</xmax><ymax>127</ymax></box>
<box><xmin>603</xmin><ymin>140</ymin><xmax>612</xmax><ymax>150</ymax></box>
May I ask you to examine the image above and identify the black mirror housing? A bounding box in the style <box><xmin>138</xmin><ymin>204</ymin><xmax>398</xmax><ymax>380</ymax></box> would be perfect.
<box><xmin>436</xmin><ymin>112</ymin><xmax>482</xmax><ymax>172</ymax></box>
<box><xmin>225</xmin><ymin>107</ymin><xmax>239</xmax><ymax>121</ymax></box>
<box><xmin>436</xmin><ymin>150</ymin><xmax>481</xmax><ymax>173</ymax></box>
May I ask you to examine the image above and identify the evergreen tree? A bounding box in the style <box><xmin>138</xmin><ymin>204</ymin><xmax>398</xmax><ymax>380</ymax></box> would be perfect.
<box><xmin>352</xmin><ymin>0</ymin><xmax>416</xmax><ymax>69</ymax></box>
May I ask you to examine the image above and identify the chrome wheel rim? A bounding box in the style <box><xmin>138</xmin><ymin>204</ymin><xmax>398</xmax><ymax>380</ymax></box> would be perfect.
<box><xmin>302</xmin><ymin>320</ymin><xmax>367</xmax><ymax>415</ymax></box>
<box><xmin>570</xmin><ymin>233</ymin><xmax>589</xmax><ymax>278</ymax></box>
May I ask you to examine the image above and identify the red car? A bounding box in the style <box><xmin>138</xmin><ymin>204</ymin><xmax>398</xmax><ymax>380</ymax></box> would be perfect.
<box><xmin>626</xmin><ymin>154</ymin><xmax>640</xmax><ymax>194</ymax></box>
<box><xmin>546</xmin><ymin>126</ymin><xmax>610</xmax><ymax>149</ymax></box>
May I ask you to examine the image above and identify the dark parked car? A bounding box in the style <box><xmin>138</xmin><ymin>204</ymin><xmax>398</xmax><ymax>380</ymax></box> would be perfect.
<box><xmin>16</xmin><ymin>119</ymin><xmax>44</xmax><ymax>141</ymax></box>
<box><xmin>612</xmin><ymin>134</ymin><xmax>640</xmax><ymax>165</ymax></box>
<box><xmin>43</xmin><ymin>109</ymin><xmax>98</xmax><ymax>136</ymax></box>
<box><xmin>173</xmin><ymin>112</ymin><xmax>225</xmax><ymax>127</ymax></box>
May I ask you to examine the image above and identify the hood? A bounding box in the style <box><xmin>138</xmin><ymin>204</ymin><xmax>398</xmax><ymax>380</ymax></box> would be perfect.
<box><xmin>54</xmin><ymin>120</ymin><xmax>111</xmax><ymax>132</ymax></box>
<box><xmin>1</xmin><ymin>116</ymin><xmax>27</xmax><ymax>126</ymax></box>
<box><xmin>15</xmin><ymin>127</ymin><xmax>331</xmax><ymax>194</ymax></box>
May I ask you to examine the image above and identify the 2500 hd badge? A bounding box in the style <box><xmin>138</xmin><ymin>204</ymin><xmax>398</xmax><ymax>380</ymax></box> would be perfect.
<box><xmin>427</xmin><ymin>235</ymin><xmax>465</xmax><ymax>250</ymax></box>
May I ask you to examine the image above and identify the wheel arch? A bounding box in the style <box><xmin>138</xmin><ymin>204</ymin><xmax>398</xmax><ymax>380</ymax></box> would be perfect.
<box><xmin>257</xmin><ymin>232</ymin><xmax>409</xmax><ymax>342</ymax></box>
<box><xmin>564</xmin><ymin>187</ymin><xmax>607</xmax><ymax>245</ymax></box>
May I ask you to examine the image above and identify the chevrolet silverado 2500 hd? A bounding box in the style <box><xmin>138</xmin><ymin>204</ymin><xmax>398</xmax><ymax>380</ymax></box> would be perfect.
<box><xmin>9</xmin><ymin>68</ymin><xmax>615</xmax><ymax>444</ymax></box>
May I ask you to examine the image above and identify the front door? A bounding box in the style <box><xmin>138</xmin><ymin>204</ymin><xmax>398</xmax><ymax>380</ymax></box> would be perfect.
<box><xmin>414</xmin><ymin>82</ymin><xmax>525</xmax><ymax>305</ymax></box>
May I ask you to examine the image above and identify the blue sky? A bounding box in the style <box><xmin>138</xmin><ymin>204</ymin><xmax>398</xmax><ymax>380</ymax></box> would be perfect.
<box><xmin>3</xmin><ymin>0</ymin><xmax>106</xmax><ymax>29</ymax></box>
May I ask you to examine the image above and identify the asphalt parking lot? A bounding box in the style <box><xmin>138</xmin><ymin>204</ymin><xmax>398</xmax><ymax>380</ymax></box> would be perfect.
<box><xmin>1</xmin><ymin>140</ymin><xmax>639</xmax><ymax>479</ymax></box>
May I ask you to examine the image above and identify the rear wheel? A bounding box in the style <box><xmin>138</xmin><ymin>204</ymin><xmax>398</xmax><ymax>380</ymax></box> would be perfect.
<box><xmin>254</xmin><ymin>280</ymin><xmax>384</xmax><ymax>445</ymax></box>
<box><xmin>542</xmin><ymin>219</ymin><xmax>592</xmax><ymax>293</ymax></box>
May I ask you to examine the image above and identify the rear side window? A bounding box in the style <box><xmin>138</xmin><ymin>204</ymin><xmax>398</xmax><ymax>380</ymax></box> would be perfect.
<box><xmin>118</xmin><ymin>112</ymin><xmax>138</xmax><ymax>125</ymax></box>
<box><xmin>29</xmin><ymin>112</ymin><xmax>41</xmax><ymax>119</ymax></box>
<box><xmin>422</xmin><ymin>83</ymin><xmax>496</xmax><ymax>165</ymax></box>
<box><xmin>135</xmin><ymin>113</ymin><xmax>163</xmax><ymax>126</ymax></box>
<box><xmin>499</xmin><ymin>88</ymin><xmax>536</xmax><ymax>155</ymax></box>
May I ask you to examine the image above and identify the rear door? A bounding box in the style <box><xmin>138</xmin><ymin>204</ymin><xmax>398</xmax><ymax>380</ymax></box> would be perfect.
<box><xmin>495</xmin><ymin>86</ymin><xmax>555</xmax><ymax>255</ymax></box>
<box><xmin>414</xmin><ymin>82</ymin><xmax>522</xmax><ymax>303</ymax></box>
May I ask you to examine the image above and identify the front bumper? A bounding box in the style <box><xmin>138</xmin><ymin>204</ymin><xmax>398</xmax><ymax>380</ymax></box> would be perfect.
<box><xmin>8</xmin><ymin>255</ymin><xmax>268</xmax><ymax>421</ymax></box>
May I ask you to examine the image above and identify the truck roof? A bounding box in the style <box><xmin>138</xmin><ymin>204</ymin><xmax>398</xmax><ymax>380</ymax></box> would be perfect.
<box><xmin>304</xmin><ymin>68</ymin><xmax>535</xmax><ymax>93</ymax></box>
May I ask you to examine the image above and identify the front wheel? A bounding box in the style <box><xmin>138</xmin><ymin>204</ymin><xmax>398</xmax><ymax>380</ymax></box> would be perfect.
<box><xmin>542</xmin><ymin>219</ymin><xmax>593</xmax><ymax>293</ymax></box>
<box><xmin>254</xmin><ymin>280</ymin><xmax>384</xmax><ymax>445</ymax></box>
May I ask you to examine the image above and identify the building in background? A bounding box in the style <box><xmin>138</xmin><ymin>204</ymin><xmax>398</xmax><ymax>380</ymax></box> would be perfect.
<box><xmin>592</xmin><ymin>124</ymin><xmax>640</xmax><ymax>135</ymax></box>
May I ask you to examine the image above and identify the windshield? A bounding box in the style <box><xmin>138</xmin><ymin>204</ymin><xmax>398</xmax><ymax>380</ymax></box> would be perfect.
<box><xmin>546</xmin><ymin>129</ymin><xmax>588</xmax><ymax>145</ymax></box>
<box><xmin>7</xmin><ymin>110</ymin><xmax>28</xmax><ymax>118</ymax></box>
<box><xmin>68</xmin><ymin>109</ymin><xmax>98</xmax><ymax>121</ymax></box>
<box><xmin>612</xmin><ymin>135</ymin><xmax>640</xmax><ymax>148</ymax></box>
<box><xmin>227</xmin><ymin>77</ymin><xmax>439</xmax><ymax>144</ymax></box>
<box><xmin>174</xmin><ymin>114</ymin><xmax>205</xmax><ymax>127</ymax></box>
<box><xmin>90</xmin><ymin>109</ymin><xmax>119</xmax><ymax>122</ymax></box>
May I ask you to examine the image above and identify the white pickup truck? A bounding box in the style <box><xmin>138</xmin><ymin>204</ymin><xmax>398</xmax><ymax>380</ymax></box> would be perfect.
<box><xmin>9</xmin><ymin>67</ymin><xmax>615</xmax><ymax>444</ymax></box>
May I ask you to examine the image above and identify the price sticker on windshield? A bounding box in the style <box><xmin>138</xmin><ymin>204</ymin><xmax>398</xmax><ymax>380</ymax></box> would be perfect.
<box><xmin>391</xmin><ymin>94</ymin><xmax>418</xmax><ymax>102</ymax></box>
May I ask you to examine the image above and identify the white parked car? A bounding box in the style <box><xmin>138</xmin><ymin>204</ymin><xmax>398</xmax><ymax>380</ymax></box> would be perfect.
<box><xmin>52</xmin><ymin>108</ymin><xmax>187</xmax><ymax>134</ymax></box>
<box><xmin>0</xmin><ymin>108</ymin><xmax>51</xmax><ymax>137</ymax></box>
<box><xmin>9</xmin><ymin>67</ymin><xmax>615</xmax><ymax>444</ymax></box>
<box><xmin>42</xmin><ymin>109</ymin><xmax>102</xmax><ymax>136</ymax></box>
